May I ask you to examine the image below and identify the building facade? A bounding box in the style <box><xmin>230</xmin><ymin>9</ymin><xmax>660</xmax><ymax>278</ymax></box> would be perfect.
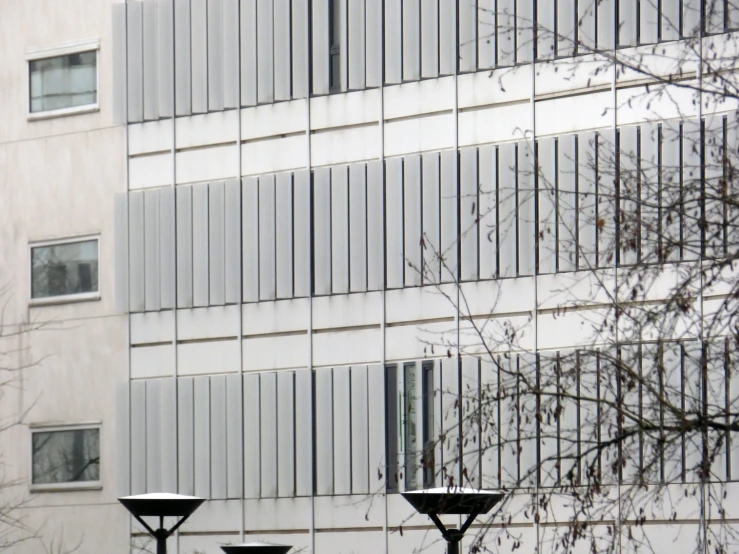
<box><xmin>4</xmin><ymin>0</ymin><xmax>739</xmax><ymax>553</ymax></box>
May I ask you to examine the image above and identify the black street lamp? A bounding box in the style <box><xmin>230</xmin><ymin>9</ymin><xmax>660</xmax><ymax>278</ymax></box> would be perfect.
<box><xmin>221</xmin><ymin>541</ymin><xmax>293</xmax><ymax>554</ymax></box>
<box><xmin>118</xmin><ymin>492</ymin><xmax>206</xmax><ymax>554</ymax></box>
<box><xmin>402</xmin><ymin>487</ymin><xmax>505</xmax><ymax>554</ymax></box>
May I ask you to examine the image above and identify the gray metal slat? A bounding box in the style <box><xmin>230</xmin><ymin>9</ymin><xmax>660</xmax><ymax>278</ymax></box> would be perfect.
<box><xmin>244</xmin><ymin>373</ymin><xmax>261</xmax><ymax>498</ymax></box>
<box><xmin>618</xmin><ymin>0</ymin><xmax>637</xmax><ymax>46</ymax></box>
<box><xmin>191</xmin><ymin>0</ymin><xmax>208</xmax><ymax>113</ymax></box>
<box><xmin>178</xmin><ymin>378</ymin><xmax>195</xmax><ymax>494</ymax></box>
<box><xmin>440</xmin><ymin>150</ymin><xmax>458</xmax><ymax>283</ymax></box>
<box><xmin>315</xmin><ymin>369</ymin><xmax>334</xmax><ymax>495</ymax></box>
<box><xmin>127</xmin><ymin>1</ymin><xmax>144</xmax><ymax>122</ymax></box>
<box><xmin>114</xmin><ymin>194</ymin><xmax>129</xmax><ymax>312</ymax></box>
<box><xmin>295</xmin><ymin>369</ymin><xmax>313</xmax><ymax>496</ymax></box>
<box><xmin>458</xmin><ymin>0</ymin><xmax>476</xmax><ymax>71</ymax></box>
<box><xmin>402</xmin><ymin>0</ymin><xmax>420</xmax><ymax>80</ymax></box>
<box><xmin>313</xmin><ymin>168</ymin><xmax>332</xmax><ymax>296</ymax></box>
<box><xmin>112</xmin><ymin>3</ymin><xmax>128</xmax><ymax>124</ymax></box>
<box><xmin>557</xmin><ymin>0</ymin><xmax>575</xmax><ymax>56</ymax></box>
<box><xmin>257</xmin><ymin>375</ymin><xmax>278</xmax><ymax>494</ymax></box>
<box><xmin>273</xmin><ymin>0</ymin><xmax>292</xmax><ymax>101</ymax></box>
<box><xmin>351</xmin><ymin>365</ymin><xmax>370</xmax><ymax>494</ymax></box>
<box><xmin>209</xmin><ymin>181</ymin><xmax>226</xmax><ymax>306</ymax></box>
<box><xmin>365</xmin><ymin>0</ymin><xmax>382</xmax><ymax>87</ymax></box>
<box><xmin>143</xmin><ymin>0</ymin><xmax>159</xmax><ymax>120</ymax></box>
<box><xmin>257</xmin><ymin>0</ymin><xmax>274</xmax><ymax>103</ymax></box>
<box><xmin>193</xmin><ymin>377</ymin><xmax>211</xmax><ymax>498</ymax></box>
<box><xmin>349</xmin><ymin>163</ymin><xmax>368</xmax><ymax>292</ymax></box>
<box><xmin>291</xmin><ymin>0</ymin><xmax>309</xmax><ymax>98</ymax></box>
<box><xmin>258</xmin><ymin>175</ymin><xmax>277</xmax><ymax>300</ymax></box>
<box><xmin>277</xmin><ymin>371</ymin><xmax>296</xmax><ymax>497</ymax></box>
<box><xmin>331</xmin><ymin>166</ymin><xmax>350</xmax><ymax>294</ymax></box>
<box><xmin>439</xmin><ymin>0</ymin><xmax>456</xmax><ymax>74</ymax></box>
<box><xmin>460</xmin><ymin>147</ymin><xmax>479</xmax><ymax>281</ymax></box>
<box><xmin>538</xmin><ymin>138</ymin><xmax>557</xmax><ymax>274</ymax></box>
<box><xmin>422</xmin><ymin>152</ymin><xmax>441</xmax><ymax>284</ymax></box>
<box><xmin>478</xmin><ymin>145</ymin><xmax>498</xmax><ymax>279</ymax></box>
<box><xmin>477</xmin><ymin>0</ymin><xmax>496</xmax><ymax>69</ymax></box>
<box><xmin>144</xmin><ymin>189</ymin><xmax>161</xmax><ymax>311</ymax></box>
<box><xmin>596</xmin><ymin>0</ymin><xmax>615</xmax><ymax>50</ymax></box>
<box><xmin>208</xmin><ymin>0</ymin><xmax>225</xmax><ymax>111</ymax></box>
<box><xmin>385</xmin><ymin>157</ymin><xmax>405</xmax><ymax>289</ymax></box>
<box><xmin>537</xmin><ymin>0</ymin><xmax>555</xmax><ymax>59</ymax></box>
<box><xmin>175</xmin><ymin>0</ymin><xmax>192</xmax><ymax>115</ymax></box>
<box><xmin>639</xmin><ymin>0</ymin><xmax>658</xmax><ymax>44</ymax></box>
<box><xmin>159</xmin><ymin>187</ymin><xmax>176</xmax><ymax>309</ymax></box>
<box><xmin>498</xmin><ymin>143</ymin><xmax>517</xmax><ymax>278</ymax></box>
<box><xmin>557</xmin><ymin>135</ymin><xmax>577</xmax><ymax>272</ymax></box>
<box><xmin>145</xmin><ymin>380</ymin><xmax>162</xmax><ymax>492</ymax></box>
<box><xmin>116</xmin><ymin>382</ymin><xmax>131</xmax><ymax>496</ymax></box>
<box><xmin>404</xmin><ymin>154</ymin><xmax>422</xmax><ymax>287</ymax></box>
<box><xmin>384</xmin><ymin>0</ymin><xmax>402</xmax><ymax>84</ymax></box>
<box><xmin>223</xmin><ymin>0</ymin><xmax>240</xmax><ymax>108</ymax></box>
<box><xmin>293</xmin><ymin>170</ymin><xmax>311</xmax><ymax>297</ymax></box>
<box><xmin>348</xmin><ymin>0</ymin><xmax>366</xmax><ymax>89</ymax></box>
<box><xmin>210</xmin><ymin>375</ymin><xmax>228</xmax><ymax>499</ymax></box>
<box><xmin>366</xmin><ymin>160</ymin><xmax>385</xmax><ymax>291</ymax></box>
<box><xmin>333</xmin><ymin>367</ymin><xmax>352</xmax><ymax>495</ymax></box>
<box><xmin>240</xmin><ymin>0</ymin><xmax>258</xmax><ymax>106</ymax></box>
<box><xmin>226</xmin><ymin>373</ymin><xmax>244</xmax><ymax>498</ymax></box>
<box><xmin>311</xmin><ymin>0</ymin><xmax>330</xmax><ymax>95</ymax></box>
<box><xmin>242</xmin><ymin>177</ymin><xmax>260</xmax><ymax>302</ymax></box>
<box><xmin>577</xmin><ymin>132</ymin><xmax>598</xmax><ymax>269</ymax></box>
<box><xmin>367</xmin><ymin>364</ymin><xmax>386</xmax><ymax>491</ymax></box>
<box><xmin>224</xmin><ymin>179</ymin><xmax>241</xmax><ymax>304</ymax></box>
<box><xmin>275</xmin><ymin>172</ymin><xmax>294</xmax><ymax>299</ymax></box>
<box><xmin>129</xmin><ymin>191</ymin><xmax>146</xmax><ymax>312</ymax></box>
<box><xmin>516</xmin><ymin>0</ymin><xmax>534</xmax><ymax>63</ymax></box>
<box><xmin>192</xmin><ymin>183</ymin><xmax>210</xmax><ymax>307</ymax></box>
<box><xmin>420</xmin><ymin>0</ymin><xmax>439</xmax><ymax>77</ymax></box>
<box><xmin>131</xmin><ymin>380</ymin><xmax>147</xmax><ymax>494</ymax></box>
<box><xmin>176</xmin><ymin>186</ymin><xmax>194</xmax><ymax>308</ymax></box>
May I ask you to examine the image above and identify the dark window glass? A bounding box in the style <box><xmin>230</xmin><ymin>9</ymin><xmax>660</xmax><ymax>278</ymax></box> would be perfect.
<box><xmin>29</xmin><ymin>50</ymin><xmax>97</xmax><ymax>113</ymax></box>
<box><xmin>32</xmin><ymin>428</ymin><xmax>100</xmax><ymax>485</ymax></box>
<box><xmin>385</xmin><ymin>364</ymin><xmax>399</xmax><ymax>492</ymax></box>
<box><xmin>329</xmin><ymin>0</ymin><xmax>341</xmax><ymax>92</ymax></box>
<box><xmin>31</xmin><ymin>239</ymin><xmax>99</xmax><ymax>299</ymax></box>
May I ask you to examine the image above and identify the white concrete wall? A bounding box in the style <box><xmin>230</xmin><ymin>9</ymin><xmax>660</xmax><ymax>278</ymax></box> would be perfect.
<box><xmin>0</xmin><ymin>2</ymin><xmax>128</xmax><ymax>553</ymax></box>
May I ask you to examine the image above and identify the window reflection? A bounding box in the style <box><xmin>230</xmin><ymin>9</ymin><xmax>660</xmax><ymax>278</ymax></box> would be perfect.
<box><xmin>32</xmin><ymin>428</ymin><xmax>100</xmax><ymax>485</ymax></box>
<box><xmin>29</xmin><ymin>50</ymin><xmax>97</xmax><ymax>113</ymax></box>
<box><xmin>31</xmin><ymin>239</ymin><xmax>99</xmax><ymax>299</ymax></box>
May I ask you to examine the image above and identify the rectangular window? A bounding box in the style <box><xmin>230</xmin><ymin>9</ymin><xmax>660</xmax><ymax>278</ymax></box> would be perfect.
<box><xmin>385</xmin><ymin>364</ymin><xmax>400</xmax><ymax>493</ymax></box>
<box><xmin>31</xmin><ymin>426</ymin><xmax>100</xmax><ymax>489</ymax></box>
<box><xmin>30</xmin><ymin>237</ymin><xmax>99</xmax><ymax>302</ymax></box>
<box><xmin>28</xmin><ymin>41</ymin><xmax>98</xmax><ymax>117</ymax></box>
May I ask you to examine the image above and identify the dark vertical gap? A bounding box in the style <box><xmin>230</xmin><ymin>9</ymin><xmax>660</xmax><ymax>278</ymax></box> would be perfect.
<box><xmin>680</xmin><ymin>343</ymin><xmax>687</xmax><ymax>482</ymax></box>
<box><xmin>364</xmin><ymin>164</ymin><xmax>369</xmax><ymax>290</ymax></box>
<box><xmin>288</xmin><ymin>0</ymin><xmax>294</xmax><ymax>97</ymax></box>
<box><xmin>310</xmin><ymin>172</ymin><xmax>315</xmax><ymax>296</ymax></box>
<box><xmin>419</xmin><ymin>155</ymin><xmax>424</xmax><ymax>286</ymax></box>
<box><xmin>554</xmin><ymin>138</ymin><xmax>560</xmax><ymax>273</ymax></box>
<box><xmin>382</xmin><ymin>161</ymin><xmax>388</xmax><ymax>290</ymax></box>
<box><xmin>345</xmin><ymin>167</ymin><xmax>350</xmax><ymax>291</ymax></box>
<box><xmin>475</xmin><ymin>147</ymin><xmax>480</xmax><ymax>280</ymax></box>
<box><xmin>328</xmin><ymin>170</ymin><xmax>334</xmax><ymax>294</ymax></box>
<box><xmin>495</xmin><ymin>146</ymin><xmax>501</xmax><ymax>277</ymax></box>
<box><xmin>290</xmin><ymin>174</ymin><xmax>295</xmax><ymax>297</ymax></box>
<box><xmin>678</xmin><ymin>122</ymin><xmax>685</xmax><ymax>261</ymax></box>
<box><xmin>312</xmin><ymin>370</ymin><xmax>317</xmax><ymax>494</ymax></box>
<box><xmin>535</xmin><ymin>354</ymin><xmax>541</xmax><ymax>487</ymax></box>
<box><xmin>636</xmin><ymin>126</ymin><xmax>643</xmax><ymax>264</ymax></box>
<box><xmin>401</xmin><ymin>158</ymin><xmax>406</xmax><ymax>286</ymax></box>
<box><xmin>348</xmin><ymin>369</ymin><xmax>354</xmax><ymax>493</ymax></box>
<box><xmin>657</xmin><ymin>124</ymin><xmax>663</xmax><ymax>262</ymax></box>
<box><xmin>615</xmin><ymin>128</ymin><xmax>621</xmax><ymax>268</ymax></box>
<box><xmin>534</xmin><ymin>140</ymin><xmax>540</xmax><ymax>274</ymax></box>
<box><xmin>514</xmin><ymin>143</ymin><xmax>520</xmax><ymax>276</ymax></box>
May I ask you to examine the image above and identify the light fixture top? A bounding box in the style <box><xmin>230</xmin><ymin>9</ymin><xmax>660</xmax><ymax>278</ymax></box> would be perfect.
<box><xmin>220</xmin><ymin>542</ymin><xmax>292</xmax><ymax>554</ymax></box>
<box><xmin>118</xmin><ymin>492</ymin><xmax>206</xmax><ymax>518</ymax></box>
<box><xmin>401</xmin><ymin>487</ymin><xmax>505</xmax><ymax>515</ymax></box>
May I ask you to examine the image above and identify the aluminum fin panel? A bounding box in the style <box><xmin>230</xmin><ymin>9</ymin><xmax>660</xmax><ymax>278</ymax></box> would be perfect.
<box><xmin>348</xmin><ymin>0</ymin><xmax>366</xmax><ymax>90</ymax></box>
<box><xmin>244</xmin><ymin>373</ymin><xmax>261</xmax><ymax>498</ymax></box>
<box><xmin>178</xmin><ymin>378</ymin><xmax>195</xmax><ymax>494</ymax></box>
<box><xmin>226</xmin><ymin>373</ymin><xmax>244</xmax><ymax>498</ymax></box>
<box><xmin>402</xmin><ymin>0</ymin><xmax>420</xmax><ymax>81</ymax></box>
<box><xmin>293</xmin><ymin>170</ymin><xmax>311</xmax><ymax>297</ymax></box>
<box><xmin>191</xmin><ymin>0</ymin><xmax>208</xmax><ymax>113</ymax></box>
<box><xmin>208</xmin><ymin>0</ymin><xmax>225</xmax><ymax>111</ymax></box>
<box><xmin>422</xmin><ymin>152</ymin><xmax>441</xmax><ymax>284</ymax></box>
<box><xmin>351</xmin><ymin>365</ymin><xmax>369</xmax><ymax>494</ymax></box>
<box><xmin>129</xmin><ymin>191</ymin><xmax>146</xmax><ymax>312</ymax></box>
<box><xmin>210</xmin><ymin>375</ymin><xmax>228</xmax><ymax>499</ymax></box>
<box><xmin>291</xmin><ymin>0</ymin><xmax>309</xmax><ymax>98</ymax></box>
<box><xmin>112</xmin><ymin>3</ymin><xmax>128</xmax><ymax>124</ymax></box>
<box><xmin>333</xmin><ymin>366</ymin><xmax>352</xmax><ymax>495</ymax></box>
<box><xmin>114</xmin><ymin>193</ymin><xmax>129</xmax><ymax>312</ymax></box>
<box><xmin>366</xmin><ymin>160</ymin><xmax>385</xmax><ymax>290</ymax></box>
<box><xmin>127</xmin><ymin>1</ymin><xmax>144</xmax><ymax>123</ymax></box>
<box><xmin>176</xmin><ymin>186</ymin><xmax>194</xmax><ymax>308</ymax></box>
<box><xmin>385</xmin><ymin>157</ymin><xmax>404</xmax><ymax>289</ymax></box>
<box><xmin>441</xmin><ymin>149</ymin><xmax>459</xmax><ymax>283</ymax></box>
<box><xmin>144</xmin><ymin>189</ymin><xmax>161</xmax><ymax>312</ymax></box>
<box><xmin>273</xmin><ymin>0</ymin><xmax>291</xmax><ymax>101</ymax></box>
<box><xmin>175</xmin><ymin>0</ymin><xmax>192</xmax><ymax>115</ymax></box>
<box><xmin>331</xmin><ymin>166</ymin><xmax>350</xmax><ymax>294</ymax></box>
<box><xmin>192</xmin><ymin>183</ymin><xmax>210</xmax><ymax>307</ymax></box>
<box><xmin>209</xmin><ymin>181</ymin><xmax>226</xmax><ymax>306</ymax></box>
<box><xmin>315</xmin><ymin>369</ymin><xmax>334</xmax><ymax>495</ymax></box>
<box><xmin>313</xmin><ymin>168</ymin><xmax>332</xmax><ymax>296</ymax></box>
<box><xmin>276</xmin><ymin>172</ymin><xmax>294</xmax><ymax>299</ymax></box>
<box><xmin>349</xmin><ymin>163</ymin><xmax>368</xmax><ymax>292</ymax></box>
<box><xmin>277</xmin><ymin>371</ymin><xmax>296</xmax><ymax>497</ymax></box>
<box><xmin>258</xmin><ymin>175</ymin><xmax>277</xmax><ymax>300</ymax></box>
<box><xmin>478</xmin><ymin>145</ymin><xmax>497</xmax><ymax>279</ymax></box>
<box><xmin>458</xmin><ymin>0</ymin><xmax>476</xmax><ymax>71</ymax></box>
<box><xmin>439</xmin><ymin>0</ymin><xmax>456</xmax><ymax>74</ymax></box>
<box><xmin>143</xmin><ymin>0</ymin><xmax>159</xmax><ymax>120</ymax></box>
<box><xmin>131</xmin><ymin>380</ymin><xmax>147</xmax><ymax>494</ymax></box>
<box><xmin>384</xmin><ymin>0</ymin><xmax>402</xmax><ymax>84</ymax></box>
<box><xmin>538</xmin><ymin>138</ymin><xmax>557</xmax><ymax>274</ymax></box>
<box><xmin>193</xmin><ymin>377</ymin><xmax>211</xmax><ymax>498</ymax></box>
<box><xmin>260</xmin><ymin>372</ymin><xmax>278</xmax><ymax>498</ymax></box>
<box><xmin>224</xmin><ymin>179</ymin><xmax>241</xmax><ymax>304</ymax></box>
<box><xmin>460</xmin><ymin>147</ymin><xmax>479</xmax><ymax>281</ymax></box>
<box><xmin>240</xmin><ymin>0</ymin><xmax>258</xmax><ymax>106</ymax></box>
<box><xmin>222</xmin><ymin>0</ymin><xmax>240</xmax><ymax>108</ymax></box>
<box><xmin>159</xmin><ymin>187</ymin><xmax>176</xmax><ymax>309</ymax></box>
<box><xmin>557</xmin><ymin>135</ymin><xmax>577</xmax><ymax>272</ymax></box>
<box><xmin>365</xmin><ymin>0</ymin><xmax>382</xmax><ymax>87</ymax></box>
<box><xmin>311</xmin><ymin>0</ymin><xmax>330</xmax><ymax>95</ymax></box>
<box><xmin>242</xmin><ymin>177</ymin><xmax>260</xmax><ymax>302</ymax></box>
<box><xmin>404</xmin><ymin>154</ymin><xmax>422</xmax><ymax>287</ymax></box>
<box><xmin>257</xmin><ymin>0</ymin><xmax>275</xmax><ymax>103</ymax></box>
<box><xmin>295</xmin><ymin>369</ymin><xmax>313</xmax><ymax>496</ymax></box>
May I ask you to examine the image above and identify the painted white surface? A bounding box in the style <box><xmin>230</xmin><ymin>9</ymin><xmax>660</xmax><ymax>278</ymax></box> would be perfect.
<box><xmin>177</xmin><ymin>340</ymin><xmax>241</xmax><ymax>375</ymax></box>
<box><xmin>131</xmin><ymin>344</ymin><xmax>176</xmax><ymax>378</ymax></box>
<box><xmin>243</xmin><ymin>333</ymin><xmax>310</xmax><ymax>371</ymax></box>
<box><xmin>130</xmin><ymin>310</ymin><xmax>175</xmax><ymax>344</ymax></box>
<box><xmin>176</xmin><ymin>144</ymin><xmax>239</xmax><ymax>184</ymax></box>
<box><xmin>177</xmin><ymin>305</ymin><xmax>240</xmax><ymax>340</ymax></box>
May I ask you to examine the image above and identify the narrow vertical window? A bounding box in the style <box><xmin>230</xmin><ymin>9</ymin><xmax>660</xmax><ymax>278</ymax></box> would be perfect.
<box><xmin>385</xmin><ymin>364</ymin><xmax>400</xmax><ymax>492</ymax></box>
<box><xmin>329</xmin><ymin>0</ymin><xmax>342</xmax><ymax>92</ymax></box>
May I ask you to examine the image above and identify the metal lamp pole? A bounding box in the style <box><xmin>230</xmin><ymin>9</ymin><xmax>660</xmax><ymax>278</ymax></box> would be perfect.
<box><xmin>118</xmin><ymin>493</ymin><xmax>206</xmax><ymax>554</ymax></box>
<box><xmin>401</xmin><ymin>487</ymin><xmax>505</xmax><ymax>554</ymax></box>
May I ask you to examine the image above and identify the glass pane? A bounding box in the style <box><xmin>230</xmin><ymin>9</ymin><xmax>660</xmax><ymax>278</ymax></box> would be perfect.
<box><xmin>32</xmin><ymin>429</ymin><xmax>100</xmax><ymax>484</ymax></box>
<box><xmin>31</xmin><ymin>239</ymin><xmax>98</xmax><ymax>299</ymax></box>
<box><xmin>29</xmin><ymin>51</ymin><xmax>97</xmax><ymax>113</ymax></box>
<box><xmin>404</xmin><ymin>362</ymin><xmax>418</xmax><ymax>490</ymax></box>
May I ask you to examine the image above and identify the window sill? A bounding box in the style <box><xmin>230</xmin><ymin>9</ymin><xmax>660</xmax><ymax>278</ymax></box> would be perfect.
<box><xmin>28</xmin><ymin>104</ymin><xmax>99</xmax><ymax>122</ymax></box>
<box><xmin>30</xmin><ymin>481</ymin><xmax>102</xmax><ymax>493</ymax></box>
<box><xmin>29</xmin><ymin>292</ymin><xmax>101</xmax><ymax>308</ymax></box>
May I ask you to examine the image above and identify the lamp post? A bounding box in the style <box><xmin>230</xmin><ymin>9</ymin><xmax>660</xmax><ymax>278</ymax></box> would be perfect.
<box><xmin>221</xmin><ymin>541</ymin><xmax>293</xmax><ymax>554</ymax></box>
<box><xmin>401</xmin><ymin>487</ymin><xmax>505</xmax><ymax>554</ymax></box>
<box><xmin>118</xmin><ymin>492</ymin><xmax>205</xmax><ymax>554</ymax></box>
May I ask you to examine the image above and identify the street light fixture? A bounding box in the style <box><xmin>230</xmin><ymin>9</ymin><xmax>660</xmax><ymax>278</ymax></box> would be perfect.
<box><xmin>402</xmin><ymin>487</ymin><xmax>505</xmax><ymax>554</ymax></box>
<box><xmin>221</xmin><ymin>541</ymin><xmax>293</xmax><ymax>554</ymax></box>
<box><xmin>118</xmin><ymin>492</ymin><xmax>206</xmax><ymax>554</ymax></box>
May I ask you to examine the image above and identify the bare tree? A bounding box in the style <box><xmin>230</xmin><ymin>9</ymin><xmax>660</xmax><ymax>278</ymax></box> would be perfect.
<box><xmin>0</xmin><ymin>283</ymin><xmax>82</xmax><ymax>553</ymax></box>
<box><xmin>396</xmin><ymin>3</ymin><xmax>739</xmax><ymax>553</ymax></box>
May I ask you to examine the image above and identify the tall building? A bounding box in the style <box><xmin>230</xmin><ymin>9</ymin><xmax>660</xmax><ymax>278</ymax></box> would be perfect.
<box><xmin>3</xmin><ymin>0</ymin><xmax>739</xmax><ymax>553</ymax></box>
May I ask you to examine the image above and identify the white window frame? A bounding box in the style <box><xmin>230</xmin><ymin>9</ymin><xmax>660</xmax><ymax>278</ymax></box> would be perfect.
<box><xmin>29</xmin><ymin>422</ymin><xmax>102</xmax><ymax>492</ymax></box>
<box><xmin>26</xmin><ymin>37</ymin><xmax>100</xmax><ymax>121</ymax></box>
<box><xmin>29</xmin><ymin>234</ymin><xmax>101</xmax><ymax>306</ymax></box>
